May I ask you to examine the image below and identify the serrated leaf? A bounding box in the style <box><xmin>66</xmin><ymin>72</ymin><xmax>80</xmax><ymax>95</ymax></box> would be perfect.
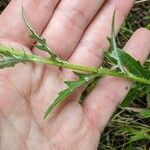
<box><xmin>35</xmin><ymin>44</ymin><xmax>48</xmax><ymax>52</ymax></box>
<box><xmin>115</xmin><ymin>48</ymin><xmax>150</xmax><ymax>79</ymax></box>
<box><xmin>0</xmin><ymin>48</ymin><xmax>28</xmax><ymax>69</ymax></box>
<box><xmin>0</xmin><ymin>58</ymin><xmax>18</xmax><ymax>69</ymax></box>
<box><xmin>80</xmin><ymin>76</ymin><xmax>100</xmax><ymax>103</ymax></box>
<box><xmin>107</xmin><ymin>11</ymin><xmax>150</xmax><ymax>79</ymax></box>
<box><xmin>22</xmin><ymin>8</ymin><xmax>58</xmax><ymax>59</ymax></box>
<box><xmin>109</xmin><ymin>11</ymin><xmax>125</xmax><ymax>72</ymax></box>
<box><xmin>107</xmin><ymin>48</ymin><xmax>150</xmax><ymax>79</ymax></box>
<box><xmin>105</xmin><ymin>51</ymin><xmax>117</xmax><ymax>65</ymax></box>
<box><xmin>0</xmin><ymin>57</ymin><xmax>25</xmax><ymax>69</ymax></box>
<box><xmin>44</xmin><ymin>73</ymin><xmax>99</xmax><ymax>119</ymax></box>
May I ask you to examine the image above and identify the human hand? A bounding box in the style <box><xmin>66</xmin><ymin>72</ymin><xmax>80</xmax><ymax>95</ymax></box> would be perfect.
<box><xmin>0</xmin><ymin>0</ymin><xmax>150</xmax><ymax>149</ymax></box>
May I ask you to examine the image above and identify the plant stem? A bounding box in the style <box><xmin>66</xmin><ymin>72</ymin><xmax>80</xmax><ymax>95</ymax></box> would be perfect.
<box><xmin>0</xmin><ymin>46</ymin><xmax>150</xmax><ymax>85</ymax></box>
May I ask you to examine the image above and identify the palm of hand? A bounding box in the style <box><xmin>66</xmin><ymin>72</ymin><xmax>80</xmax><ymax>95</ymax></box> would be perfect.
<box><xmin>0</xmin><ymin>54</ymin><xmax>99</xmax><ymax>149</ymax></box>
<box><xmin>0</xmin><ymin>0</ymin><xmax>150</xmax><ymax>150</ymax></box>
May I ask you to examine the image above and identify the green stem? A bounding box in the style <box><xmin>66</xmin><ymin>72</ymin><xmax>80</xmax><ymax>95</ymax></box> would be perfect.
<box><xmin>0</xmin><ymin>46</ymin><xmax>150</xmax><ymax>85</ymax></box>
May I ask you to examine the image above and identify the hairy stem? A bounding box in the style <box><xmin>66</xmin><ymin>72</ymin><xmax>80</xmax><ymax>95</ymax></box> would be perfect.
<box><xmin>0</xmin><ymin>46</ymin><xmax>150</xmax><ymax>85</ymax></box>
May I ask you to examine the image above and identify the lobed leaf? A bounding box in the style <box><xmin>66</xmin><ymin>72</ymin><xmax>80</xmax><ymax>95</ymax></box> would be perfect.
<box><xmin>116</xmin><ymin>48</ymin><xmax>150</xmax><ymax>79</ymax></box>
<box><xmin>44</xmin><ymin>73</ymin><xmax>99</xmax><ymax>119</ymax></box>
<box><xmin>80</xmin><ymin>77</ymin><xmax>100</xmax><ymax>103</ymax></box>
<box><xmin>107</xmin><ymin>11</ymin><xmax>150</xmax><ymax>80</ymax></box>
<box><xmin>22</xmin><ymin>8</ymin><xmax>59</xmax><ymax>60</ymax></box>
<box><xmin>0</xmin><ymin>57</ymin><xmax>21</xmax><ymax>69</ymax></box>
<box><xmin>0</xmin><ymin>47</ymin><xmax>28</xmax><ymax>69</ymax></box>
<box><xmin>106</xmin><ymin>10</ymin><xmax>150</xmax><ymax>109</ymax></box>
<box><xmin>109</xmin><ymin>11</ymin><xmax>125</xmax><ymax>72</ymax></box>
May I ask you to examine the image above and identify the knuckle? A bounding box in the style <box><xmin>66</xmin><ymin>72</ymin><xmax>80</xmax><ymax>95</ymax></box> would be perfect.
<box><xmin>57</xmin><ymin>6</ymin><xmax>89</xmax><ymax>30</ymax></box>
<box><xmin>32</xmin><ymin>0</ymin><xmax>56</xmax><ymax>11</ymax></box>
<box><xmin>81</xmin><ymin>39</ymin><xmax>104</xmax><ymax>60</ymax></box>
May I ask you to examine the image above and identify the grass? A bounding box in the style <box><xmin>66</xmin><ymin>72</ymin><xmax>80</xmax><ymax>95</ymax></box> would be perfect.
<box><xmin>0</xmin><ymin>0</ymin><xmax>150</xmax><ymax>149</ymax></box>
<box><xmin>99</xmin><ymin>1</ymin><xmax>150</xmax><ymax>150</ymax></box>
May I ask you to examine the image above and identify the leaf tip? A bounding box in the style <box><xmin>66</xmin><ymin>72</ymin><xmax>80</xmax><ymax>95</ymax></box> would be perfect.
<box><xmin>43</xmin><ymin>114</ymin><xmax>47</xmax><ymax>120</ymax></box>
<box><xmin>43</xmin><ymin>110</ymin><xmax>50</xmax><ymax>120</ymax></box>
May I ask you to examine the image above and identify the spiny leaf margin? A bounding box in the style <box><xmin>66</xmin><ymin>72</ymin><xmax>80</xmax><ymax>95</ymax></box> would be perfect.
<box><xmin>22</xmin><ymin>7</ymin><xmax>61</xmax><ymax>61</ymax></box>
<box><xmin>44</xmin><ymin>73</ymin><xmax>100</xmax><ymax>119</ymax></box>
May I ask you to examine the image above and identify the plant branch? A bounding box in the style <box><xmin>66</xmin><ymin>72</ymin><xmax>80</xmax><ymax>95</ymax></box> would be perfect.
<box><xmin>0</xmin><ymin>46</ymin><xmax>150</xmax><ymax>85</ymax></box>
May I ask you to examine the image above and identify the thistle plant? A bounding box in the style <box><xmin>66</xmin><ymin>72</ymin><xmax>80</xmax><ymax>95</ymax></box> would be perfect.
<box><xmin>0</xmin><ymin>11</ymin><xmax>150</xmax><ymax>119</ymax></box>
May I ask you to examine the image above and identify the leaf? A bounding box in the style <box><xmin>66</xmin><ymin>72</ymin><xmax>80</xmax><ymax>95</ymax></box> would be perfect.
<box><xmin>0</xmin><ymin>48</ymin><xmax>28</xmax><ymax>69</ymax></box>
<box><xmin>109</xmin><ymin>10</ymin><xmax>125</xmax><ymax>72</ymax></box>
<box><xmin>80</xmin><ymin>77</ymin><xmax>100</xmax><ymax>103</ymax></box>
<box><xmin>140</xmin><ymin>109</ymin><xmax>150</xmax><ymax>118</ymax></box>
<box><xmin>22</xmin><ymin>8</ymin><xmax>59</xmax><ymax>60</ymax></box>
<box><xmin>0</xmin><ymin>57</ymin><xmax>20</xmax><ymax>69</ymax></box>
<box><xmin>44</xmin><ymin>73</ymin><xmax>99</xmax><ymax>119</ymax></box>
<box><xmin>107</xmin><ymin>48</ymin><xmax>150</xmax><ymax>79</ymax></box>
<box><xmin>107</xmin><ymin>11</ymin><xmax>150</xmax><ymax>79</ymax></box>
<box><xmin>116</xmin><ymin>48</ymin><xmax>150</xmax><ymax>79</ymax></box>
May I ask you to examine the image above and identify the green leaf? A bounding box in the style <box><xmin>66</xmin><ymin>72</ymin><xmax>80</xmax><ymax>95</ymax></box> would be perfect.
<box><xmin>0</xmin><ymin>57</ymin><xmax>20</xmax><ymax>69</ymax></box>
<box><xmin>80</xmin><ymin>76</ymin><xmax>100</xmax><ymax>103</ymax></box>
<box><xmin>140</xmin><ymin>109</ymin><xmax>150</xmax><ymax>118</ymax></box>
<box><xmin>22</xmin><ymin>8</ymin><xmax>59</xmax><ymax>60</ymax></box>
<box><xmin>44</xmin><ymin>73</ymin><xmax>99</xmax><ymax>119</ymax></box>
<box><xmin>107</xmin><ymin>11</ymin><xmax>150</xmax><ymax>80</ymax></box>
<box><xmin>109</xmin><ymin>10</ymin><xmax>125</xmax><ymax>72</ymax></box>
<box><xmin>116</xmin><ymin>48</ymin><xmax>150</xmax><ymax>79</ymax></box>
<box><xmin>0</xmin><ymin>48</ymin><xmax>28</xmax><ymax>69</ymax></box>
<box><xmin>108</xmin><ymin>48</ymin><xmax>150</xmax><ymax>79</ymax></box>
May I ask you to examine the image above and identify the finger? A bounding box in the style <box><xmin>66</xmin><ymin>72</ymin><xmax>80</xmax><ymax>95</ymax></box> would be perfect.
<box><xmin>83</xmin><ymin>28</ymin><xmax>150</xmax><ymax>131</ymax></box>
<box><xmin>0</xmin><ymin>0</ymin><xmax>60</xmax><ymax>48</ymax></box>
<box><xmin>30</xmin><ymin>0</ymin><xmax>105</xmax><ymax>123</ymax></box>
<box><xmin>33</xmin><ymin>0</ymin><xmax>105</xmax><ymax>59</ymax></box>
<box><xmin>67</xmin><ymin>0</ymin><xmax>134</xmax><ymax>69</ymax></box>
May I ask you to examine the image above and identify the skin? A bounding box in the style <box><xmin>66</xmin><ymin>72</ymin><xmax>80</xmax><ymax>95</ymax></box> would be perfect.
<box><xmin>0</xmin><ymin>0</ymin><xmax>150</xmax><ymax>149</ymax></box>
